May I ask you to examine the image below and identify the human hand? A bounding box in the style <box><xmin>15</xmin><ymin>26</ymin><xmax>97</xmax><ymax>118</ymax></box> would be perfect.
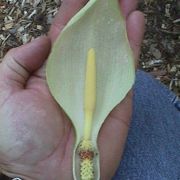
<box><xmin>0</xmin><ymin>36</ymin><xmax>75</xmax><ymax>179</ymax></box>
<box><xmin>0</xmin><ymin>0</ymin><xmax>144</xmax><ymax>179</ymax></box>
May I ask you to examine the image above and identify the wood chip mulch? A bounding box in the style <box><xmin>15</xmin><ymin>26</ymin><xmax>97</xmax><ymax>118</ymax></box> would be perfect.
<box><xmin>139</xmin><ymin>0</ymin><xmax>180</xmax><ymax>96</ymax></box>
<box><xmin>0</xmin><ymin>0</ymin><xmax>60</xmax><ymax>59</ymax></box>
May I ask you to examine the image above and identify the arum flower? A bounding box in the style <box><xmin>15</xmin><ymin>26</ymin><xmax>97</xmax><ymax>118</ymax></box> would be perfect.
<box><xmin>46</xmin><ymin>0</ymin><xmax>135</xmax><ymax>179</ymax></box>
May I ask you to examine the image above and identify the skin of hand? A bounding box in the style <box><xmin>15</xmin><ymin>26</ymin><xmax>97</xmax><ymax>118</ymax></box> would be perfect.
<box><xmin>0</xmin><ymin>0</ymin><xmax>144</xmax><ymax>179</ymax></box>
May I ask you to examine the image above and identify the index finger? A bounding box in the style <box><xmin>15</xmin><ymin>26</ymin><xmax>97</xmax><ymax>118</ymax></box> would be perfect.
<box><xmin>48</xmin><ymin>0</ymin><xmax>88</xmax><ymax>42</ymax></box>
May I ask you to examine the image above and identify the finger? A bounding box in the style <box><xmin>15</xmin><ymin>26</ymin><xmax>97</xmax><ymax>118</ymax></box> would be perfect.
<box><xmin>119</xmin><ymin>0</ymin><xmax>138</xmax><ymax>18</ymax></box>
<box><xmin>98</xmin><ymin>91</ymin><xmax>133</xmax><ymax>179</ymax></box>
<box><xmin>126</xmin><ymin>11</ymin><xmax>145</xmax><ymax>65</ymax></box>
<box><xmin>0</xmin><ymin>36</ymin><xmax>51</xmax><ymax>89</ymax></box>
<box><xmin>49</xmin><ymin>0</ymin><xmax>88</xmax><ymax>42</ymax></box>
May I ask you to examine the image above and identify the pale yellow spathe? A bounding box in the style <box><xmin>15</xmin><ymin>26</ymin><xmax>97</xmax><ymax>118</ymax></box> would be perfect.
<box><xmin>46</xmin><ymin>0</ymin><xmax>135</xmax><ymax>179</ymax></box>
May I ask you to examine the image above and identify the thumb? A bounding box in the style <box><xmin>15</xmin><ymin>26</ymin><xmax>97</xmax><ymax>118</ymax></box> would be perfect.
<box><xmin>0</xmin><ymin>36</ymin><xmax>51</xmax><ymax>89</ymax></box>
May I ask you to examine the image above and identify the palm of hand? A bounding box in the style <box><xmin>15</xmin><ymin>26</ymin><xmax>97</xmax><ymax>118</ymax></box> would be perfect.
<box><xmin>0</xmin><ymin>70</ymin><xmax>74</xmax><ymax>179</ymax></box>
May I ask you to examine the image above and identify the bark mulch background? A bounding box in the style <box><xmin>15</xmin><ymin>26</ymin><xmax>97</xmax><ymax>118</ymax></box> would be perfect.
<box><xmin>0</xmin><ymin>0</ymin><xmax>179</xmax><ymax>178</ymax></box>
<box><xmin>138</xmin><ymin>0</ymin><xmax>180</xmax><ymax>96</ymax></box>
